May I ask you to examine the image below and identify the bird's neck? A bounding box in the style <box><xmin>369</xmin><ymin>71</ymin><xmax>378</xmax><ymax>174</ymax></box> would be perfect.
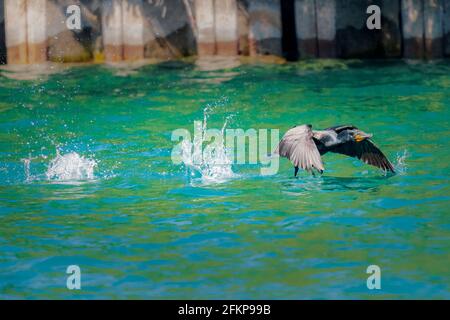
<box><xmin>336</xmin><ymin>131</ymin><xmax>353</xmax><ymax>144</ymax></box>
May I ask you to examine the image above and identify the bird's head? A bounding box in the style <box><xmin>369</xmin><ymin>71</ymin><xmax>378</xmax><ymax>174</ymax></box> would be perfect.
<box><xmin>351</xmin><ymin>130</ymin><xmax>373</xmax><ymax>143</ymax></box>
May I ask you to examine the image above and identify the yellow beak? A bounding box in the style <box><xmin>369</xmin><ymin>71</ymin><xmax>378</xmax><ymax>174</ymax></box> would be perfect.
<box><xmin>354</xmin><ymin>132</ymin><xmax>373</xmax><ymax>142</ymax></box>
<box><xmin>354</xmin><ymin>134</ymin><xmax>365</xmax><ymax>142</ymax></box>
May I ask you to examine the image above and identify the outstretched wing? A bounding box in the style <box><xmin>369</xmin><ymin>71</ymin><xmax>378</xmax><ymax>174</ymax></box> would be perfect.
<box><xmin>275</xmin><ymin>125</ymin><xmax>324</xmax><ymax>172</ymax></box>
<box><xmin>325</xmin><ymin>124</ymin><xmax>358</xmax><ymax>133</ymax></box>
<box><xmin>329</xmin><ymin>139</ymin><xmax>395</xmax><ymax>172</ymax></box>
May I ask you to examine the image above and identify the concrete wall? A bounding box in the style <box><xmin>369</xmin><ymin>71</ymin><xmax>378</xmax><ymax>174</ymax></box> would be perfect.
<box><xmin>401</xmin><ymin>0</ymin><xmax>446</xmax><ymax>59</ymax></box>
<box><xmin>195</xmin><ymin>0</ymin><xmax>215</xmax><ymax>55</ymax></box>
<box><xmin>336</xmin><ymin>0</ymin><xmax>376</xmax><ymax>58</ymax></box>
<box><xmin>237</xmin><ymin>0</ymin><xmax>250</xmax><ymax>55</ymax></box>
<box><xmin>445</xmin><ymin>0</ymin><xmax>450</xmax><ymax>56</ymax></box>
<box><xmin>122</xmin><ymin>0</ymin><xmax>145</xmax><ymax>61</ymax></box>
<box><xmin>0</xmin><ymin>0</ymin><xmax>5</xmax><ymax>64</ymax></box>
<box><xmin>295</xmin><ymin>0</ymin><xmax>318</xmax><ymax>58</ymax></box>
<box><xmin>194</xmin><ymin>0</ymin><xmax>238</xmax><ymax>56</ymax></box>
<box><xmin>27</xmin><ymin>0</ymin><xmax>48</xmax><ymax>63</ymax></box>
<box><xmin>143</xmin><ymin>0</ymin><xmax>196</xmax><ymax>59</ymax></box>
<box><xmin>423</xmin><ymin>0</ymin><xmax>444</xmax><ymax>59</ymax></box>
<box><xmin>5</xmin><ymin>0</ymin><xmax>28</xmax><ymax>64</ymax></box>
<box><xmin>47</xmin><ymin>0</ymin><xmax>101</xmax><ymax>62</ymax></box>
<box><xmin>380</xmin><ymin>0</ymin><xmax>402</xmax><ymax>58</ymax></box>
<box><xmin>1</xmin><ymin>0</ymin><xmax>449</xmax><ymax>64</ymax></box>
<box><xmin>294</xmin><ymin>0</ymin><xmax>401</xmax><ymax>59</ymax></box>
<box><xmin>336</xmin><ymin>0</ymin><xmax>401</xmax><ymax>58</ymax></box>
<box><xmin>52</xmin><ymin>0</ymin><xmax>196</xmax><ymax>62</ymax></box>
<box><xmin>248</xmin><ymin>0</ymin><xmax>282</xmax><ymax>56</ymax></box>
<box><xmin>316</xmin><ymin>0</ymin><xmax>337</xmax><ymax>57</ymax></box>
<box><xmin>215</xmin><ymin>0</ymin><xmax>238</xmax><ymax>55</ymax></box>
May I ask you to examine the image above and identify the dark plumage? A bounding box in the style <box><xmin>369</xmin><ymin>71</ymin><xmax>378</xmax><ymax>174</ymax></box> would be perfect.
<box><xmin>275</xmin><ymin>124</ymin><xmax>395</xmax><ymax>176</ymax></box>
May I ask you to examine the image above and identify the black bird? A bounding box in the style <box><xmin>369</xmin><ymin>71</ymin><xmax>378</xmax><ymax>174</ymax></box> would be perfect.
<box><xmin>275</xmin><ymin>124</ymin><xmax>395</xmax><ymax>176</ymax></box>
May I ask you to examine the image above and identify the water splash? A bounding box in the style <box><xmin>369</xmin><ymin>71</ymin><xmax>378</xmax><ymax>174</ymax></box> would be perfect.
<box><xmin>46</xmin><ymin>150</ymin><xmax>97</xmax><ymax>181</ymax></box>
<box><xmin>22</xmin><ymin>157</ymin><xmax>33</xmax><ymax>183</ymax></box>
<box><xmin>21</xmin><ymin>154</ymin><xmax>47</xmax><ymax>183</ymax></box>
<box><xmin>394</xmin><ymin>149</ymin><xmax>409</xmax><ymax>174</ymax></box>
<box><xmin>180</xmin><ymin>109</ymin><xmax>235</xmax><ymax>184</ymax></box>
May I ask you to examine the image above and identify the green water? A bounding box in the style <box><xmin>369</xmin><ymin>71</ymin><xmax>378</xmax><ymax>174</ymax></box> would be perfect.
<box><xmin>0</xmin><ymin>59</ymin><xmax>449</xmax><ymax>299</ymax></box>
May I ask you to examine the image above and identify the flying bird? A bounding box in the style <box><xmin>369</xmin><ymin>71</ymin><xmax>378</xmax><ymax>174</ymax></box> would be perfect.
<box><xmin>275</xmin><ymin>124</ymin><xmax>395</xmax><ymax>176</ymax></box>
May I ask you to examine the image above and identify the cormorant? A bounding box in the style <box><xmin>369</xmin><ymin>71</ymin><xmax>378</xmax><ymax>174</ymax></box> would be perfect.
<box><xmin>275</xmin><ymin>124</ymin><xmax>395</xmax><ymax>176</ymax></box>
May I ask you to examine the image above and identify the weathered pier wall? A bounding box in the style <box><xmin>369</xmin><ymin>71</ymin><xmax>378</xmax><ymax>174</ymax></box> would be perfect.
<box><xmin>248</xmin><ymin>0</ymin><xmax>282</xmax><ymax>56</ymax></box>
<box><xmin>102</xmin><ymin>0</ymin><xmax>196</xmax><ymax>62</ymax></box>
<box><xmin>446</xmin><ymin>0</ymin><xmax>450</xmax><ymax>55</ymax></box>
<box><xmin>4</xmin><ymin>0</ymin><xmax>47</xmax><ymax>64</ymax></box>
<box><xmin>402</xmin><ymin>0</ymin><xmax>444</xmax><ymax>59</ymax></box>
<box><xmin>0</xmin><ymin>0</ymin><xmax>449</xmax><ymax>65</ymax></box>
<box><xmin>291</xmin><ymin>0</ymin><xmax>336</xmax><ymax>58</ymax></box>
<box><xmin>0</xmin><ymin>0</ymin><xmax>5</xmax><ymax>64</ymax></box>
<box><xmin>335</xmin><ymin>0</ymin><xmax>401</xmax><ymax>58</ymax></box>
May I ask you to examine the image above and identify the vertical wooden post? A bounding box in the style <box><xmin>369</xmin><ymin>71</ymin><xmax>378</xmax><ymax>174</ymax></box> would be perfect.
<box><xmin>5</xmin><ymin>0</ymin><xmax>28</xmax><ymax>64</ymax></box>
<box><xmin>401</xmin><ymin>0</ymin><xmax>425</xmax><ymax>59</ymax></box>
<box><xmin>214</xmin><ymin>0</ymin><xmax>238</xmax><ymax>55</ymax></box>
<box><xmin>102</xmin><ymin>0</ymin><xmax>124</xmax><ymax>62</ymax></box>
<box><xmin>26</xmin><ymin>0</ymin><xmax>47</xmax><ymax>63</ymax></box>
<box><xmin>122</xmin><ymin>0</ymin><xmax>144</xmax><ymax>61</ymax></box>
<box><xmin>248</xmin><ymin>0</ymin><xmax>282</xmax><ymax>56</ymax></box>
<box><xmin>295</xmin><ymin>0</ymin><xmax>318</xmax><ymax>58</ymax></box>
<box><xmin>423</xmin><ymin>0</ymin><xmax>443</xmax><ymax>58</ymax></box>
<box><xmin>316</xmin><ymin>0</ymin><xmax>336</xmax><ymax>58</ymax></box>
<box><xmin>195</xmin><ymin>0</ymin><xmax>216</xmax><ymax>56</ymax></box>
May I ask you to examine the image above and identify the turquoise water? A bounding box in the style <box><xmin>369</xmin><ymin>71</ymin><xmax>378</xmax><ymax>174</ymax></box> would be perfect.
<box><xmin>0</xmin><ymin>59</ymin><xmax>449</xmax><ymax>299</ymax></box>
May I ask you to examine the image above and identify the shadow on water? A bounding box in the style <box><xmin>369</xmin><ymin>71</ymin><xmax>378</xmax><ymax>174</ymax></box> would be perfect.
<box><xmin>280</xmin><ymin>175</ymin><xmax>392</xmax><ymax>194</ymax></box>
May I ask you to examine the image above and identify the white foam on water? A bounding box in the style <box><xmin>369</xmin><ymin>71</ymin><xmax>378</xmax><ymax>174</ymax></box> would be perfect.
<box><xmin>180</xmin><ymin>109</ymin><xmax>236</xmax><ymax>185</ymax></box>
<box><xmin>22</xmin><ymin>158</ymin><xmax>33</xmax><ymax>183</ymax></box>
<box><xmin>21</xmin><ymin>154</ymin><xmax>46</xmax><ymax>183</ymax></box>
<box><xmin>46</xmin><ymin>150</ymin><xmax>97</xmax><ymax>181</ymax></box>
<box><xmin>394</xmin><ymin>149</ymin><xmax>409</xmax><ymax>175</ymax></box>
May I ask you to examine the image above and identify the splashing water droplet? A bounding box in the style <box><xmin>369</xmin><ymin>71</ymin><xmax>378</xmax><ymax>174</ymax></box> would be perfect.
<box><xmin>394</xmin><ymin>149</ymin><xmax>409</xmax><ymax>174</ymax></box>
<box><xmin>22</xmin><ymin>158</ymin><xmax>33</xmax><ymax>183</ymax></box>
<box><xmin>46</xmin><ymin>151</ymin><xmax>97</xmax><ymax>181</ymax></box>
<box><xmin>180</xmin><ymin>109</ymin><xmax>236</xmax><ymax>184</ymax></box>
